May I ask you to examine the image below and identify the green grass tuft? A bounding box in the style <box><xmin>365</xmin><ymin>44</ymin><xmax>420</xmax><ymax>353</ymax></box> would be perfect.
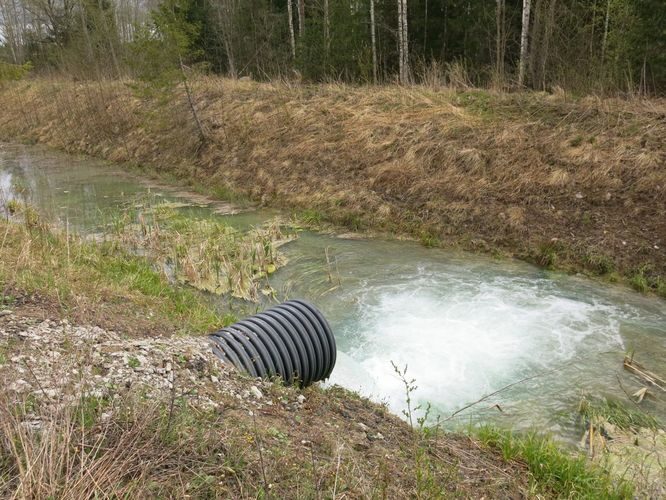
<box><xmin>419</xmin><ymin>230</ymin><xmax>440</xmax><ymax>248</ymax></box>
<box><xmin>584</xmin><ymin>253</ymin><xmax>616</xmax><ymax>275</ymax></box>
<box><xmin>536</xmin><ymin>242</ymin><xmax>560</xmax><ymax>269</ymax></box>
<box><xmin>475</xmin><ymin>426</ymin><xmax>633</xmax><ymax>498</ymax></box>
<box><xmin>579</xmin><ymin>396</ymin><xmax>661</xmax><ymax>431</ymax></box>
<box><xmin>630</xmin><ymin>271</ymin><xmax>649</xmax><ymax>293</ymax></box>
<box><xmin>127</xmin><ymin>356</ymin><xmax>141</xmax><ymax>369</ymax></box>
<box><xmin>221</xmin><ymin>312</ymin><xmax>238</xmax><ymax>326</ymax></box>
<box><xmin>298</xmin><ymin>208</ymin><xmax>324</xmax><ymax>226</ymax></box>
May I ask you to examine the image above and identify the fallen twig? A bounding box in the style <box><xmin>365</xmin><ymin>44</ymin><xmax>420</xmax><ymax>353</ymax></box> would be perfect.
<box><xmin>623</xmin><ymin>356</ymin><xmax>665</xmax><ymax>392</ymax></box>
<box><xmin>443</xmin><ymin>366</ymin><xmax>564</xmax><ymax>422</ymax></box>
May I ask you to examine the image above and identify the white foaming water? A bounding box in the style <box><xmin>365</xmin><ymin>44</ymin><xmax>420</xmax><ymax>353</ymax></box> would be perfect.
<box><xmin>329</xmin><ymin>270</ymin><xmax>625</xmax><ymax>418</ymax></box>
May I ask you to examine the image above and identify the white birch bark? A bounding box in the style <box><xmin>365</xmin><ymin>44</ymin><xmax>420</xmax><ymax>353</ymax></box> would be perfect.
<box><xmin>397</xmin><ymin>0</ymin><xmax>404</xmax><ymax>82</ymax></box>
<box><xmin>401</xmin><ymin>0</ymin><xmax>410</xmax><ymax>83</ymax></box>
<box><xmin>370</xmin><ymin>0</ymin><xmax>377</xmax><ymax>83</ymax></box>
<box><xmin>518</xmin><ymin>0</ymin><xmax>532</xmax><ymax>86</ymax></box>
<box><xmin>297</xmin><ymin>0</ymin><xmax>304</xmax><ymax>38</ymax></box>
<box><xmin>0</xmin><ymin>0</ymin><xmax>20</xmax><ymax>63</ymax></box>
<box><xmin>287</xmin><ymin>0</ymin><xmax>296</xmax><ymax>59</ymax></box>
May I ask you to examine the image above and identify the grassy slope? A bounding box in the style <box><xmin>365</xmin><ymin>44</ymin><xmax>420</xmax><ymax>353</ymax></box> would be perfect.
<box><xmin>2</xmin><ymin>77</ymin><xmax>666</xmax><ymax>293</ymax></box>
<box><xmin>0</xmin><ymin>218</ymin><xmax>634</xmax><ymax>498</ymax></box>
<box><xmin>0</xmin><ymin>218</ymin><xmax>225</xmax><ymax>336</ymax></box>
<box><xmin>0</xmin><ymin>78</ymin><xmax>665</xmax><ymax>295</ymax></box>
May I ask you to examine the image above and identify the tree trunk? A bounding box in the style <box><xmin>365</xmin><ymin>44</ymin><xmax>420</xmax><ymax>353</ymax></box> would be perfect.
<box><xmin>97</xmin><ymin>0</ymin><xmax>121</xmax><ymax>78</ymax></box>
<box><xmin>287</xmin><ymin>0</ymin><xmax>296</xmax><ymax>59</ymax></box>
<box><xmin>590</xmin><ymin>0</ymin><xmax>597</xmax><ymax>58</ymax></box>
<box><xmin>601</xmin><ymin>0</ymin><xmax>610</xmax><ymax>63</ymax></box>
<box><xmin>397</xmin><ymin>0</ymin><xmax>404</xmax><ymax>82</ymax></box>
<box><xmin>77</xmin><ymin>1</ymin><xmax>95</xmax><ymax>70</ymax></box>
<box><xmin>495</xmin><ymin>0</ymin><xmax>506</xmax><ymax>85</ymax></box>
<box><xmin>370</xmin><ymin>0</ymin><xmax>377</xmax><ymax>83</ymax></box>
<box><xmin>297</xmin><ymin>0</ymin><xmax>305</xmax><ymax>38</ymax></box>
<box><xmin>518</xmin><ymin>0</ymin><xmax>532</xmax><ymax>87</ymax></box>
<box><xmin>0</xmin><ymin>0</ymin><xmax>21</xmax><ymax>63</ymax></box>
<box><xmin>540</xmin><ymin>0</ymin><xmax>557</xmax><ymax>90</ymax></box>
<box><xmin>423</xmin><ymin>0</ymin><xmax>428</xmax><ymax>57</ymax></box>
<box><xmin>397</xmin><ymin>0</ymin><xmax>410</xmax><ymax>83</ymax></box>
<box><xmin>528</xmin><ymin>0</ymin><xmax>543</xmax><ymax>86</ymax></box>
<box><xmin>324</xmin><ymin>0</ymin><xmax>330</xmax><ymax>57</ymax></box>
<box><xmin>403</xmin><ymin>0</ymin><xmax>410</xmax><ymax>82</ymax></box>
<box><xmin>216</xmin><ymin>0</ymin><xmax>237</xmax><ymax>78</ymax></box>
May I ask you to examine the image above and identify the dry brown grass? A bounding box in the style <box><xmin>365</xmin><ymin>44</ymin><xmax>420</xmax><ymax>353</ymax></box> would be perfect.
<box><xmin>0</xmin><ymin>354</ymin><xmax>531</xmax><ymax>499</ymax></box>
<box><xmin>0</xmin><ymin>77</ymin><xmax>664</xmax><ymax>291</ymax></box>
<box><xmin>0</xmin><ymin>394</ymin><xmax>171</xmax><ymax>498</ymax></box>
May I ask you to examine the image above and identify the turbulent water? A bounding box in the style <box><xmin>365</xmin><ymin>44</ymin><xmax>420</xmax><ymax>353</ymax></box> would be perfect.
<box><xmin>2</xmin><ymin>142</ymin><xmax>665</xmax><ymax>442</ymax></box>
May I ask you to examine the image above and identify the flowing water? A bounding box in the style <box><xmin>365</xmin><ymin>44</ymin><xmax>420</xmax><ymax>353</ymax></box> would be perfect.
<box><xmin>2</xmin><ymin>143</ymin><xmax>665</xmax><ymax>442</ymax></box>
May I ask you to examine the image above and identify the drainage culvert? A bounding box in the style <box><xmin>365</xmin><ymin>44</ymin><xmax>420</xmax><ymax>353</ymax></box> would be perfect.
<box><xmin>209</xmin><ymin>300</ymin><xmax>336</xmax><ymax>387</ymax></box>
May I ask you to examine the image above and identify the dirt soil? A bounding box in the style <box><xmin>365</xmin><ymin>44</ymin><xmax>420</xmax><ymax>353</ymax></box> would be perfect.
<box><xmin>1</xmin><ymin>286</ymin><xmax>179</xmax><ymax>338</ymax></box>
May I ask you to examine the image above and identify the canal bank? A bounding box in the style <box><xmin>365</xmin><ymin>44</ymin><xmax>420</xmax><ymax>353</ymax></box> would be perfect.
<box><xmin>0</xmin><ymin>78</ymin><xmax>664</xmax><ymax>296</ymax></box>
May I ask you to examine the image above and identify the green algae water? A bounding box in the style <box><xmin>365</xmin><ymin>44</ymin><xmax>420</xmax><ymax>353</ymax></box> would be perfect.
<box><xmin>1</xmin><ymin>142</ymin><xmax>664</xmax><ymax>442</ymax></box>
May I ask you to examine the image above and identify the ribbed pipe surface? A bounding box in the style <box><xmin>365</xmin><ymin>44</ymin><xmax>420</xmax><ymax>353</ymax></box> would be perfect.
<box><xmin>209</xmin><ymin>300</ymin><xmax>336</xmax><ymax>387</ymax></box>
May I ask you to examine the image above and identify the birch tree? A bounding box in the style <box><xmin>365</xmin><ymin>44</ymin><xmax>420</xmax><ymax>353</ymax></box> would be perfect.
<box><xmin>0</xmin><ymin>0</ymin><xmax>27</xmax><ymax>63</ymax></box>
<box><xmin>1</xmin><ymin>0</ymin><xmax>663</xmax><ymax>93</ymax></box>
<box><xmin>518</xmin><ymin>0</ymin><xmax>531</xmax><ymax>86</ymax></box>
<box><xmin>114</xmin><ymin>0</ymin><xmax>146</xmax><ymax>43</ymax></box>
<box><xmin>397</xmin><ymin>0</ymin><xmax>409</xmax><ymax>84</ymax></box>
<box><xmin>397</xmin><ymin>0</ymin><xmax>403</xmax><ymax>82</ymax></box>
<box><xmin>370</xmin><ymin>0</ymin><xmax>377</xmax><ymax>83</ymax></box>
<box><xmin>297</xmin><ymin>0</ymin><xmax>304</xmax><ymax>38</ymax></box>
<box><xmin>287</xmin><ymin>0</ymin><xmax>295</xmax><ymax>59</ymax></box>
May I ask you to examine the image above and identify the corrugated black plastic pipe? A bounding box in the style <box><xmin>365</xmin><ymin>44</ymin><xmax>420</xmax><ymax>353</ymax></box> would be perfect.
<box><xmin>209</xmin><ymin>300</ymin><xmax>336</xmax><ymax>387</ymax></box>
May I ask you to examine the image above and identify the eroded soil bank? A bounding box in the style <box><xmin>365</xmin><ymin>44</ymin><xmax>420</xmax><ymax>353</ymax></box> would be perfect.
<box><xmin>0</xmin><ymin>78</ymin><xmax>664</xmax><ymax>294</ymax></box>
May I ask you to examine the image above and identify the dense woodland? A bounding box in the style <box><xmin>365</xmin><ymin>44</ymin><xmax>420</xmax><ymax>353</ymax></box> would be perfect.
<box><xmin>1</xmin><ymin>0</ymin><xmax>665</xmax><ymax>94</ymax></box>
